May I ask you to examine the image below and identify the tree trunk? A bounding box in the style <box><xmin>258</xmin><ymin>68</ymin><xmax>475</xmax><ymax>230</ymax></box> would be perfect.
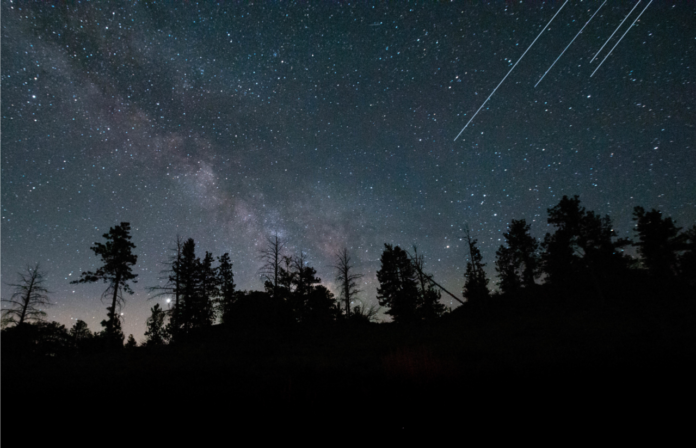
<box><xmin>344</xmin><ymin>276</ymin><xmax>350</xmax><ymax>317</ymax></box>
<box><xmin>18</xmin><ymin>272</ymin><xmax>36</xmax><ymax>326</ymax></box>
<box><xmin>109</xmin><ymin>272</ymin><xmax>122</xmax><ymax>336</ymax></box>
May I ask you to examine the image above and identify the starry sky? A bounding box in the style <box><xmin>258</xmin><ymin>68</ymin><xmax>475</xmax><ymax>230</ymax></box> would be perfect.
<box><xmin>3</xmin><ymin>0</ymin><xmax>694</xmax><ymax>340</ymax></box>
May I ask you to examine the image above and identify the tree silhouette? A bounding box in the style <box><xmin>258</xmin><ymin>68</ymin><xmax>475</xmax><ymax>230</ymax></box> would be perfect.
<box><xmin>633</xmin><ymin>206</ymin><xmax>683</xmax><ymax>281</ymax></box>
<box><xmin>99</xmin><ymin>305</ymin><xmax>125</xmax><ymax>348</ymax></box>
<box><xmin>350</xmin><ymin>300</ymin><xmax>381</xmax><ymax>324</ymax></box>
<box><xmin>463</xmin><ymin>228</ymin><xmax>490</xmax><ymax>305</ymax></box>
<box><xmin>541</xmin><ymin>196</ymin><xmax>629</xmax><ymax>295</ymax></box>
<box><xmin>2</xmin><ymin>263</ymin><xmax>52</xmax><ymax>327</ymax></box>
<box><xmin>148</xmin><ymin>236</ymin><xmax>184</xmax><ymax>334</ymax></box>
<box><xmin>495</xmin><ymin>219</ymin><xmax>539</xmax><ymax>294</ymax></box>
<box><xmin>217</xmin><ymin>253</ymin><xmax>236</xmax><ymax>324</ymax></box>
<box><xmin>3</xmin><ymin>321</ymin><xmax>73</xmax><ymax>358</ymax></box>
<box><xmin>286</xmin><ymin>252</ymin><xmax>338</xmax><ymax>323</ymax></box>
<box><xmin>71</xmin><ymin>223</ymin><xmax>137</xmax><ymax>346</ymax></box>
<box><xmin>541</xmin><ymin>196</ymin><xmax>585</xmax><ymax>286</ymax></box>
<box><xmin>144</xmin><ymin>303</ymin><xmax>168</xmax><ymax>346</ymax></box>
<box><xmin>304</xmin><ymin>285</ymin><xmax>340</xmax><ymax>325</ymax></box>
<box><xmin>125</xmin><ymin>334</ymin><xmax>137</xmax><ymax>348</ymax></box>
<box><xmin>410</xmin><ymin>247</ymin><xmax>446</xmax><ymax>320</ymax></box>
<box><xmin>376</xmin><ymin>244</ymin><xmax>420</xmax><ymax>323</ymax></box>
<box><xmin>70</xmin><ymin>319</ymin><xmax>93</xmax><ymax>341</ymax></box>
<box><xmin>171</xmin><ymin>238</ymin><xmax>199</xmax><ymax>336</ymax></box>
<box><xmin>679</xmin><ymin>225</ymin><xmax>696</xmax><ymax>288</ymax></box>
<box><xmin>333</xmin><ymin>248</ymin><xmax>363</xmax><ymax>318</ymax></box>
<box><xmin>276</xmin><ymin>255</ymin><xmax>295</xmax><ymax>297</ymax></box>
<box><xmin>69</xmin><ymin>319</ymin><xmax>95</xmax><ymax>354</ymax></box>
<box><xmin>259</xmin><ymin>234</ymin><xmax>285</xmax><ymax>299</ymax></box>
<box><xmin>194</xmin><ymin>251</ymin><xmax>218</xmax><ymax>328</ymax></box>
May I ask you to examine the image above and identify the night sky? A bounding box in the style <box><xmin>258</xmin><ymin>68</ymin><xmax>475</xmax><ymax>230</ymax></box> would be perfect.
<box><xmin>3</xmin><ymin>1</ymin><xmax>694</xmax><ymax>340</ymax></box>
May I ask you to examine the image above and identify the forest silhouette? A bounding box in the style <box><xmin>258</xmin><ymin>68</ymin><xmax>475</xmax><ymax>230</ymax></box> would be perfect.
<box><xmin>3</xmin><ymin>195</ymin><xmax>696</xmax><ymax>431</ymax></box>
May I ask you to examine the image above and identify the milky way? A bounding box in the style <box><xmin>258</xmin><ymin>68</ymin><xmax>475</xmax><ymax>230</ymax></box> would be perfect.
<box><xmin>3</xmin><ymin>1</ymin><xmax>694</xmax><ymax>339</ymax></box>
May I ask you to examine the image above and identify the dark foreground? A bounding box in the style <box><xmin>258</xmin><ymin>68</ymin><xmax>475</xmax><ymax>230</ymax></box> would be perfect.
<box><xmin>4</xmin><ymin>295</ymin><xmax>696</xmax><ymax>434</ymax></box>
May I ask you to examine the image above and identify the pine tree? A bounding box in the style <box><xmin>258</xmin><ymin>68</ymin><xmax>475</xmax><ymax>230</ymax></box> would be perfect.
<box><xmin>69</xmin><ymin>319</ymin><xmax>94</xmax><ymax>354</ymax></box>
<box><xmin>173</xmin><ymin>238</ymin><xmax>199</xmax><ymax>335</ymax></box>
<box><xmin>194</xmin><ymin>251</ymin><xmax>218</xmax><ymax>327</ymax></box>
<box><xmin>495</xmin><ymin>219</ymin><xmax>539</xmax><ymax>294</ymax></box>
<box><xmin>289</xmin><ymin>252</ymin><xmax>332</xmax><ymax>323</ymax></box>
<box><xmin>70</xmin><ymin>319</ymin><xmax>93</xmax><ymax>340</ymax></box>
<box><xmin>217</xmin><ymin>253</ymin><xmax>236</xmax><ymax>324</ymax></box>
<box><xmin>2</xmin><ymin>263</ymin><xmax>52</xmax><ymax>327</ymax></box>
<box><xmin>376</xmin><ymin>244</ymin><xmax>420</xmax><ymax>323</ymax></box>
<box><xmin>633</xmin><ymin>206</ymin><xmax>683</xmax><ymax>281</ymax></box>
<box><xmin>125</xmin><ymin>334</ymin><xmax>137</xmax><ymax>348</ymax></box>
<box><xmin>463</xmin><ymin>228</ymin><xmax>490</xmax><ymax>305</ymax></box>
<box><xmin>541</xmin><ymin>196</ymin><xmax>629</xmax><ymax>295</ymax></box>
<box><xmin>99</xmin><ymin>305</ymin><xmax>125</xmax><ymax>349</ymax></box>
<box><xmin>304</xmin><ymin>285</ymin><xmax>340</xmax><ymax>325</ymax></box>
<box><xmin>71</xmin><ymin>223</ymin><xmax>137</xmax><ymax>347</ymax></box>
<box><xmin>144</xmin><ymin>303</ymin><xmax>168</xmax><ymax>346</ymax></box>
<box><xmin>541</xmin><ymin>196</ymin><xmax>585</xmax><ymax>286</ymax></box>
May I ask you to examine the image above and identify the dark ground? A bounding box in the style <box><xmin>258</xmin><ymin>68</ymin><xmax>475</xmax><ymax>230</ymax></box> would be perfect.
<box><xmin>3</xmin><ymin>294</ymin><xmax>695</xmax><ymax>435</ymax></box>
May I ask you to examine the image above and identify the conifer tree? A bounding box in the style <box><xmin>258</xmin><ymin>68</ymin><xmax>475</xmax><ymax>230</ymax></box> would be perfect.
<box><xmin>463</xmin><ymin>228</ymin><xmax>490</xmax><ymax>305</ymax></box>
<box><xmin>376</xmin><ymin>244</ymin><xmax>419</xmax><ymax>323</ymax></box>
<box><xmin>632</xmin><ymin>206</ymin><xmax>683</xmax><ymax>281</ymax></box>
<box><xmin>125</xmin><ymin>334</ymin><xmax>137</xmax><ymax>348</ymax></box>
<box><xmin>541</xmin><ymin>196</ymin><xmax>629</xmax><ymax>294</ymax></box>
<box><xmin>304</xmin><ymin>285</ymin><xmax>339</xmax><ymax>324</ymax></box>
<box><xmin>495</xmin><ymin>219</ymin><xmax>539</xmax><ymax>294</ymax></box>
<box><xmin>69</xmin><ymin>319</ymin><xmax>94</xmax><ymax>354</ymax></box>
<box><xmin>70</xmin><ymin>319</ymin><xmax>93</xmax><ymax>341</ymax></box>
<box><xmin>289</xmin><ymin>252</ymin><xmax>329</xmax><ymax>322</ymax></box>
<box><xmin>217</xmin><ymin>253</ymin><xmax>236</xmax><ymax>324</ymax></box>
<box><xmin>144</xmin><ymin>303</ymin><xmax>168</xmax><ymax>346</ymax></box>
<box><xmin>99</xmin><ymin>305</ymin><xmax>125</xmax><ymax>348</ymax></box>
<box><xmin>195</xmin><ymin>251</ymin><xmax>218</xmax><ymax>327</ymax></box>
<box><xmin>2</xmin><ymin>263</ymin><xmax>52</xmax><ymax>327</ymax></box>
<box><xmin>174</xmin><ymin>238</ymin><xmax>199</xmax><ymax>335</ymax></box>
<box><xmin>71</xmin><ymin>223</ymin><xmax>137</xmax><ymax>347</ymax></box>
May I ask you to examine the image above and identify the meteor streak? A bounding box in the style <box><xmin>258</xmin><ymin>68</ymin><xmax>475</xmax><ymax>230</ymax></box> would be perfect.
<box><xmin>591</xmin><ymin>0</ymin><xmax>652</xmax><ymax>78</ymax></box>
<box><xmin>535</xmin><ymin>0</ymin><xmax>607</xmax><ymax>88</ymax></box>
<box><xmin>454</xmin><ymin>0</ymin><xmax>569</xmax><ymax>142</ymax></box>
<box><xmin>590</xmin><ymin>0</ymin><xmax>642</xmax><ymax>63</ymax></box>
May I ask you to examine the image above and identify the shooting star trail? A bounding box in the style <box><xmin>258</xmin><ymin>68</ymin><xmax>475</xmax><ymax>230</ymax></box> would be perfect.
<box><xmin>591</xmin><ymin>0</ymin><xmax>652</xmax><ymax>78</ymax></box>
<box><xmin>591</xmin><ymin>0</ymin><xmax>642</xmax><ymax>63</ymax></box>
<box><xmin>535</xmin><ymin>0</ymin><xmax>607</xmax><ymax>88</ymax></box>
<box><xmin>454</xmin><ymin>0</ymin><xmax>569</xmax><ymax>142</ymax></box>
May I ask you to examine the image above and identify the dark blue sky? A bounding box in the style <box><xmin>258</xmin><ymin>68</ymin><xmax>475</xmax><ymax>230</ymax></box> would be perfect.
<box><xmin>3</xmin><ymin>1</ymin><xmax>694</xmax><ymax>340</ymax></box>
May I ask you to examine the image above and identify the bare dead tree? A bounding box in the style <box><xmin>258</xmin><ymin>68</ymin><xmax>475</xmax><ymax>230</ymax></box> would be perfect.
<box><xmin>407</xmin><ymin>246</ymin><xmax>465</xmax><ymax>306</ymax></box>
<box><xmin>333</xmin><ymin>247</ymin><xmax>363</xmax><ymax>317</ymax></box>
<box><xmin>410</xmin><ymin>246</ymin><xmax>429</xmax><ymax>297</ymax></box>
<box><xmin>351</xmin><ymin>299</ymin><xmax>381</xmax><ymax>323</ymax></box>
<box><xmin>147</xmin><ymin>235</ymin><xmax>184</xmax><ymax>326</ymax></box>
<box><xmin>259</xmin><ymin>234</ymin><xmax>285</xmax><ymax>298</ymax></box>
<box><xmin>2</xmin><ymin>263</ymin><xmax>52</xmax><ymax>327</ymax></box>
